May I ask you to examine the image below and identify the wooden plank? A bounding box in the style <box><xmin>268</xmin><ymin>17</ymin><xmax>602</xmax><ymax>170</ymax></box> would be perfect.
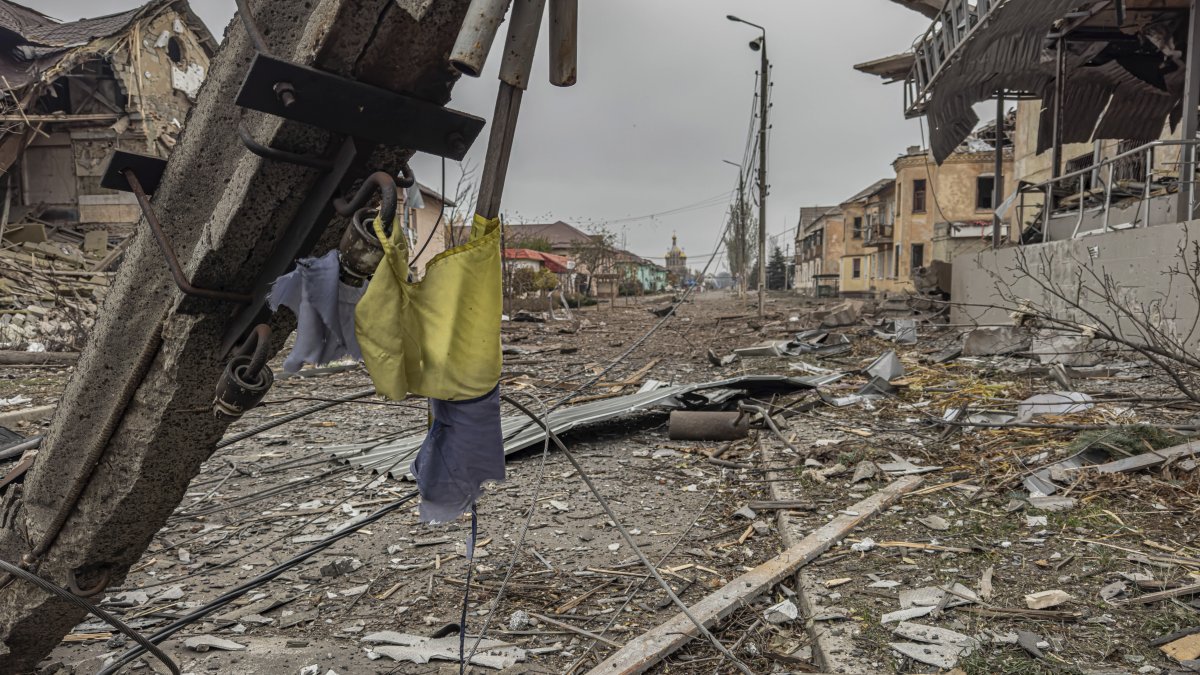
<box><xmin>587</xmin><ymin>476</ymin><xmax>924</xmax><ymax>675</ymax></box>
<box><xmin>1117</xmin><ymin>582</ymin><xmax>1200</xmax><ymax>606</ymax></box>
<box><xmin>0</xmin><ymin>114</ymin><xmax>122</xmax><ymax>123</ymax></box>
<box><xmin>1093</xmin><ymin>441</ymin><xmax>1200</xmax><ymax>474</ymax></box>
<box><xmin>1161</xmin><ymin>632</ymin><xmax>1200</xmax><ymax>662</ymax></box>
<box><xmin>0</xmin><ymin>351</ymin><xmax>79</xmax><ymax>366</ymax></box>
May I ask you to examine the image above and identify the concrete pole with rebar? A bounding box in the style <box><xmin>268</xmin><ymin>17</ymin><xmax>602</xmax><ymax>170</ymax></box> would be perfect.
<box><xmin>0</xmin><ymin>2</ymin><xmax>480</xmax><ymax>669</ymax></box>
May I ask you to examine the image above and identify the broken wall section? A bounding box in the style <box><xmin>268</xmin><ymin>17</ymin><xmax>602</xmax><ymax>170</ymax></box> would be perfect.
<box><xmin>951</xmin><ymin>220</ymin><xmax>1200</xmax><ymax>353</ymax></box>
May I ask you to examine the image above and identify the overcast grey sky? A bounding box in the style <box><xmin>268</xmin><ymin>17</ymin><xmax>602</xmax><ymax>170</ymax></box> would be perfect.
<box><xmin>38</xmin><ymin>0</ymin><xmax>932</xmax><ymax>270</ymax></box>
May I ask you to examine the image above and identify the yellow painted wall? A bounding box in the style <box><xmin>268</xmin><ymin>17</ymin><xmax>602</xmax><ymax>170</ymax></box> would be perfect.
<box><xmin>893</xmin><ymin>149</ymin><xmax>1013</xmax><ymax>272</ymax></box>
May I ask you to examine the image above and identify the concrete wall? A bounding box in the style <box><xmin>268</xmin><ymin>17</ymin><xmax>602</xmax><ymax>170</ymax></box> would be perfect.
<box><xmin>951</xmin><ymin>220</ymin><xmax>1200</xmax><ymax>350</ymax></box>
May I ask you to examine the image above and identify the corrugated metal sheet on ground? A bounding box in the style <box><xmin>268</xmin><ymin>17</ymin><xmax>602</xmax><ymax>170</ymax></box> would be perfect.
<box><xmin>329</xmin><ymin>374</ymin><xmax>840</xmax><ymax>479</ymax></box>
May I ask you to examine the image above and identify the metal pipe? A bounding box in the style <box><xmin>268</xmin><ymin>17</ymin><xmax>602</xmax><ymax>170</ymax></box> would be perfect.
<box><xmin>667</xmin><ymin>411</ymin><xmax>750</xmax><ymax>442</ymax></box>
<box><xmin>1051</xmin><ymin>37</ymin><xmax>1066</xmax><ymax>181</ymax></box>
<box><xmin>499</xmin><ymin>0</ymin><xmax>546</xmax><ymax>90</ymax></box>
<box><xmin>1017</xmin><ymin>188</ymin><xmax>1025</xmax><ymax>245</ymax></box>
<box><xmin>234</xmin><ymin>0</ymin><xmax>269</xmax><ymax>54</ymax></box>
<box><xmin>235</xmin><ymin>324</ymin><xmax>273</xmax><ymax>378</ymax></box>
<box><xmin>0</xmin><ymin>436</ymin><xmax>41</xmax><ymax>462</ymax></box>
<box><xmin>450</xmin><ymin>0</ymin><xmax>514</xmax><ymax>77</ymax></box>
<box><xmin>123</xmin><ymin>170</ymin><xmax>252</xmax><ymax>304</ymax></box>
<box><xmin>548</xmin><ymin>0</ymin><xmax>577</xmax><ymax>87</ymax></box>
<box><xmin>1043</xmin><ymin>183</ymin><xmax>1052</xmax><ymax>242</ymax></box>
<box><xmin>1143</xmin><ymin>146</ymin><xmax>1153</xmax><ymax>227</ymax></box>
<box><xmin>1070</xmin><ymin>174</ymin><xmax>1085</xmax><ymax>239</ymax></box>
<box><xmin>1103</xmin><ymin>162</ymin><xmax>1114</xmax><ymax>233</ymax></box>
<box><xmin>1178</xmin><ymin>0</ymin><xmax>1200</xmax><ymax>221</ymax></box>
<box><xmin>993</xmin><ymin>91</ymin><xmax>1004</xmax><ymax>248</ymax></box>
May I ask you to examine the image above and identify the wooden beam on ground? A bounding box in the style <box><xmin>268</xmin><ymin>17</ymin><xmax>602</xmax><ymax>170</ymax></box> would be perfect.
<box><xmin>587</xmin><ymin>476</ymin><xmax>924</xmax><ymax>675</ymax></box>
<box><xmin>1091</xmin><ymin>441</ymin><xmax>1200</xmax><ymax>474</ymax></box>
<box><xmin>1117</xmin><ymin>582</ymin><xmax>1200</xmax><ymax>605</ymax></box>
<box><xmin>0</xmin><ymin>351</ymin><xmax>78</xmax><ymax>366</ymax></box>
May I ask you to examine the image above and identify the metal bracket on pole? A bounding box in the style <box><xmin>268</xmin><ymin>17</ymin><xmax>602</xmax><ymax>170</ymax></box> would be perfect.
<box><xmin>236</xmin><ymin>53</ymin><xmax>485</xmax><ymax>161</ymax></box>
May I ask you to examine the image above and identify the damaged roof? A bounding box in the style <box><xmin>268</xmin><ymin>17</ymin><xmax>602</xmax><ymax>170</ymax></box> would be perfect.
<box><xmin>853</xmin><ymin>51</ymin><xmax>916</xmax><ymax>83</ymax></box>
<box><xmin>841</xmin><ymin>179</ymin><xmax>895</xmax><ymax>206</ymax></box>
<box><xmin>891</xmin><ymin>0</ymin><xmax>1194</xmax><ymax>163</ymax></box>
<box><xmin>0</xmin><ymin>0</ymin><xmax>215</xmax><ymax>89</ymax></box>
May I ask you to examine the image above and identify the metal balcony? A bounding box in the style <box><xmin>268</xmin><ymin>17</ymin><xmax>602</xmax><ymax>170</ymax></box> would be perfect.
<box><xmin>904</xmin><ymin>0</ymin><xmax>996</xmax><ymax>118</ymax></box>
<box><xmin>865</xmin><ymin>222</ymin><xmax>895</xmax><ymax>247</ymax></box>
<box><xmin>1014</xmin><ymin>139</ymin><xmax>1200</xmax><ymax>242</ymax></box>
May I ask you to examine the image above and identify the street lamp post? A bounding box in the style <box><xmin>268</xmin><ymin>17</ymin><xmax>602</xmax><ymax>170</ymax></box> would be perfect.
<box><xmin>722</xmin><ymin>159</ymin><xmax>747</xmax><ymax>298</ymax></box>
<box><xmin>728</xmin><ymin>14</ymin><xmax>768</xmax><ymax>318</ymax></box>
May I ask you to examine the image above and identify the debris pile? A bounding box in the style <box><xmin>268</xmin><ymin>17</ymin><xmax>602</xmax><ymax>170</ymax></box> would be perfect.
<box><xmin>0</xmin><ymin>223</ymin><xmax>121</xmax><ymax>351</ymax></box>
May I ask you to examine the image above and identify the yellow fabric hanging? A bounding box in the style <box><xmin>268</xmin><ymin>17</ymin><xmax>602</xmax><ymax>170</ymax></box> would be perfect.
<box><xmin>355</xmin><ymin>213</ymin><xmax>502</xmax><ymax>401</ymax></box>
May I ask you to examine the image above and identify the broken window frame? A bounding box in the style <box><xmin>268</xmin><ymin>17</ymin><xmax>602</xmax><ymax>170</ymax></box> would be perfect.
<box><xmin>912</xmin><ymin>179</ymin><xmax>927</xmax><ymax>213</ymax></box>
<box><xmin>976</xmin><ymin>174</ymin><xmax>995</xmax><ymax>211</ymax></box>
<box><xmin>911</xmin><ymin>243</ymin><xmax>925</xmax><ymax>269</ymax></box>
<box><xmin>852</xmin><ymin>216</ymin><xmax>863</xmax><ymax>239</ymax></box>
<box><xmin>852</xmin><ymin>257</ymin><xmax>862</xmax><ymax>278</ymax></box>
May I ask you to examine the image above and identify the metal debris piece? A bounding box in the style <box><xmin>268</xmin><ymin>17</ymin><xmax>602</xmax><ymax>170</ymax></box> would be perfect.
<box><xmin>864</xmin><ymin>350</ymin><xmax>905</xmax><ymax>381</ymax></box>
<box><xmin>183</xmin><ymin>636</ymin><xmax>247</xmax><ymax>652</ymax></box>
<box><xmin>1016</xmin><ymin>392</ymin><xmax>1094</xmax><ymax>420</ymax></box>
<box><xmin>892</xmin><ymin>622</ymin><xmax>980</xmax><ymax>649</ymax></box>
<box><xmin>764</xmin><ymin>599</ymin><xmax>799</xmax><ymax>624</ymax></box>
<box><xmin>918</xmin><ymin>515</ymin><xmax>950</xmax><ymax>531</ymax></box>
<box><xmin>362</xmin><ymin>631</ymin><xmax>525</xmax><ymax>670</ymax></box>
<box><xmin>331</xmin><ymin>375</ymin><xmax>834</xmax><ymax>478</ymax></box>
<box><xmin>890</xmin><ymin>641</ymin><xmax>968</xmax><ymax>669</ymax></box>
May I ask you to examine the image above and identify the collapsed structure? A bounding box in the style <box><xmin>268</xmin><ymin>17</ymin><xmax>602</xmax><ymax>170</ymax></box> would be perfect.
<box><xmin>846</xmin><ymin>0</ymin><xmax>1200</xmax><ymax>354</ymax></box>
<box><xmin>0</xmin><ymin>0</ymin><xmax>215</xmax><ymax>228</ymax></box>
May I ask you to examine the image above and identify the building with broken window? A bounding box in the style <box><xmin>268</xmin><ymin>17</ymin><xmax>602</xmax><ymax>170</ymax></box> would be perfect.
<box><xmin>0</xmin><ymin>0</ymin><xmax>214</xmax><ymax>229</ymax></box>
<box><xmin>892</xmin><ymin>128</ymin><xmax>1015</xmax><ymax>279</ymax></box>
<box><xmin>835</xmin><ymin>178</ymin><xmax>894</xmax><ymax>297</ymax></box>
<box><xmin>794</xmin><ymin>205</ymin><xmax>840</xmax><ymax>297</ymax></box>
<box><xmin>862</xmin><ymin>0</ymin><xmax>1200</xmax><ymax>341</ymax></box>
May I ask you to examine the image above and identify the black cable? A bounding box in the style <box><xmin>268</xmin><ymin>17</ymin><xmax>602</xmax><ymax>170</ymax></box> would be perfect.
<box><xmin>0</xmin><ymin>558</ymin><xmax>179</xmax><ymax>675</ymax></box>
<box><xmin>412</xmin><ymin>156</ymin><xmax>448</xmax><ymax>264</ymax></box>
<box><xmin>97</xmin><ymin>492</ymin><xmax>418</xmax><ymax>675</ymax></box>
<box><xmin>215</xmin><ymin>388</ymin><xmax>376</xmax><ymax>450</ymax></box>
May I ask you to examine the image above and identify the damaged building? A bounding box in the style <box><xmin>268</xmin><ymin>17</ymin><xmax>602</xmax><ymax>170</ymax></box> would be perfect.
<box><xmin>0</xmin><ymin>0</ymin><xmax>215</xmax><ymax>229</ymax></box>
<box><xmin>857</xmin><ymin>0</ymin><xmax>1200</xmax><ymax>344</ymax></box>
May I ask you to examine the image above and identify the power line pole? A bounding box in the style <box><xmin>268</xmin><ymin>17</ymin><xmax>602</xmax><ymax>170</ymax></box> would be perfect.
<box><xmin>736</xmin><ymin>169</ymin><xmax>747</xmax><ymax>298</ymax></box>
<box><xmin>722</xmin><ymin>159</ymin><xmax>747</xmax><ymax>298</ymax></box>
<box><xmin>756</xmin><ymin>37</ymin><xmax>769</xmax><ymax>317</ymax></box>
<box><xmin>727</xmin><ymin>15</ymin><xmax>767</xmax><ymax>315</ymax></box>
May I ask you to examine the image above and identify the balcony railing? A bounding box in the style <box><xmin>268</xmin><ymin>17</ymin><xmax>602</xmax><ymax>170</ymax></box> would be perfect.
<box><xmin>1014</xmin><ymin>139</ymin><xmax>1200</xmax><ymax>242</ymax></box>
<box><xmin>865</xmin><ymin>222</ymin><xmax>894</xmax><ymax>246</ymax></box>
<box><xmin>904</xmin><ymin>0</ymin><xmax>997</xmax><ymax>117</ymax></box>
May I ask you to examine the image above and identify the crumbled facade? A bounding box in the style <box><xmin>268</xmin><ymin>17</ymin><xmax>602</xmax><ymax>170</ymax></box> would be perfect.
<box><xmin>0</xmin><ymin>0</ymin><xmax>215</xmax><ymax>229</ymax></box>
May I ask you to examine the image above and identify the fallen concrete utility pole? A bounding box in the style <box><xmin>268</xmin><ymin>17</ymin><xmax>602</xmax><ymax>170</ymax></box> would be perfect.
<box><xmin>588</xmin><ymin>476</ymin><xmax>923</xmax><ymax>675</ymax></box>
<box><xmin>0</xmin><ymin>1</ymin><xmax>481</xmax><ymax>669</ymax></box>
